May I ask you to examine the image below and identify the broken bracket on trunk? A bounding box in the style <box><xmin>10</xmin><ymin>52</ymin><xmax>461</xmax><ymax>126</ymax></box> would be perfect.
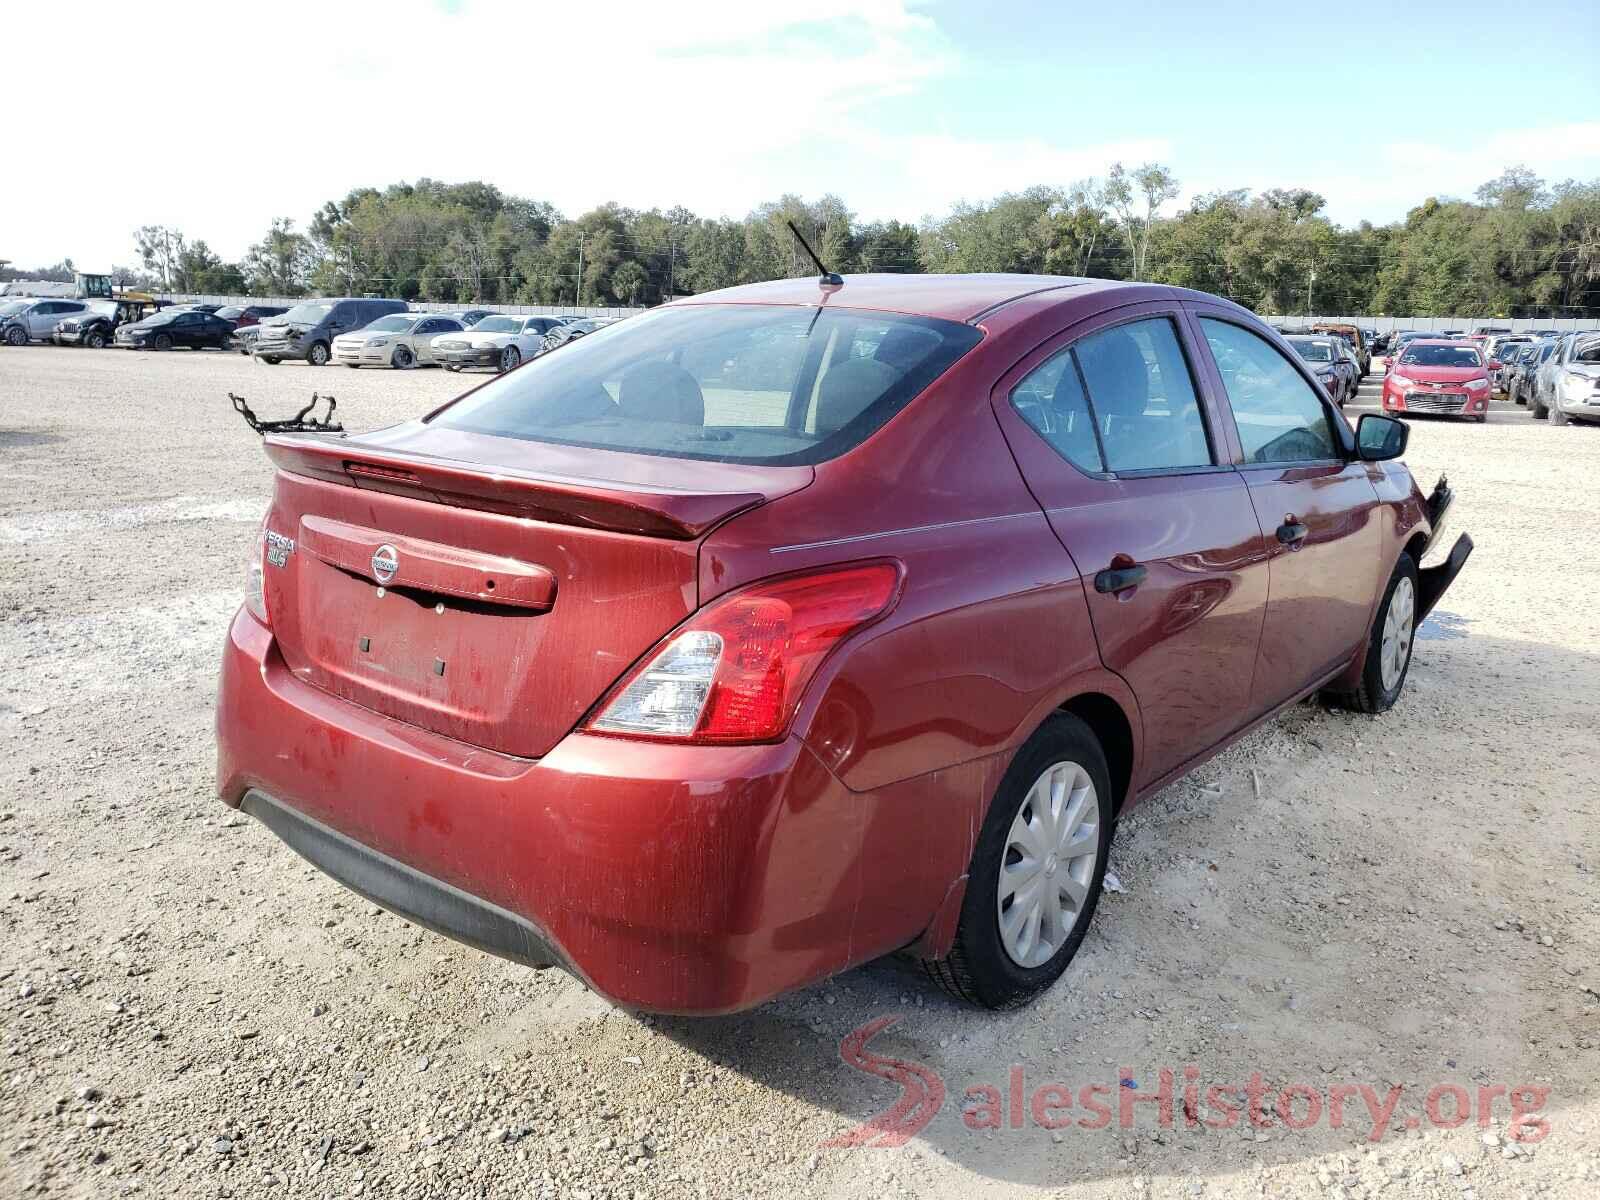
<box><xmin>229</xmin><ymin>392</ymin><xmax>344</xmax><ymax>436</ymax></box>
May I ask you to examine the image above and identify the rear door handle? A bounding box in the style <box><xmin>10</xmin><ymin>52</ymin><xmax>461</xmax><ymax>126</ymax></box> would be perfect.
<box><xmin>1094</xmin><ymin>564</ymin><xmax>1148</xmax><ymax>594</ymax></box>
<box><xmin>1277</xmin><ymin>520</ymin><xmax>1309</xmax><ymax>546</ymax></box>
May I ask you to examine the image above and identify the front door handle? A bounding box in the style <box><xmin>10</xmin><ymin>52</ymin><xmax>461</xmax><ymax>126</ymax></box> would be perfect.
<box><xmin>1277</xmin><ymin>519</ymin><xmax>1309</xmax><ymax>546</ymax></box>
<box><xmin>1094</xmin><ymin>563</ymin><xmax>1148</xmax><ymax>594</ymax></box>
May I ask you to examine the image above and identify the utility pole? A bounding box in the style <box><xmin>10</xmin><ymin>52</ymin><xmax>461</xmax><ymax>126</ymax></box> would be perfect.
<box><xmin>667</xmin><ymin>236</ymin><xmax>676</xmax><ymax>300</ymax></box>
<box><xmin>1307</xmin><ymin>268</ymin><xmax>1317</xmax><ymax>317</ymax></box>
<box><xmin>575</xmin><ymin>233</ymin><xmax>585</xmax><ymax>308</ymax></box>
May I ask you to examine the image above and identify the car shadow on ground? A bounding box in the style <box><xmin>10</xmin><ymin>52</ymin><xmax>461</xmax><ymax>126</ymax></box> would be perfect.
<box><xmin>645</xmin><ymin>631</ymin><xmax>1598</xmax><ymax>1188</ymax></box>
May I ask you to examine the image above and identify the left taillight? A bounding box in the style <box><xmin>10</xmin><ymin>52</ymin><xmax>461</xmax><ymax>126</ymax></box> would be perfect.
<box><xmin>585</xmin><ymin>562</ymin><xmax>901</xmax><ymax>745</ymax></box>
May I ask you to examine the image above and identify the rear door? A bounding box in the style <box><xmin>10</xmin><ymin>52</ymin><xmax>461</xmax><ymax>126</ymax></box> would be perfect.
<box><xmin>1188</xmin><ymin>308</ymin><xmax>1384</xmax><ymax>712</ymax></box>
<box><xmin>991</xmin><ymin>302</ymin><xmax>1271</xmax><ymax>787</ymax></box>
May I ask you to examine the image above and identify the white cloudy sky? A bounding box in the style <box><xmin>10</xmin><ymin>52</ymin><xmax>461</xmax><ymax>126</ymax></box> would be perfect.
<box><xmin>6</xmin><ymin>0</ymin><xmax>1598</xmax><ymax>271</ymax></box>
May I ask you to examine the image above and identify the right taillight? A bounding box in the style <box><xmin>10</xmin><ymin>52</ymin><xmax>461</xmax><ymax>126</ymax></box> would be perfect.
<box><xmin>244</xmin><ymin>519</ymin><xmax>273</xmax><ymax>625</ymax></box>
<box><xmin>586</xmin><ymin>562</ymin><xmax>901</xmax><ymax>745</ymax></box>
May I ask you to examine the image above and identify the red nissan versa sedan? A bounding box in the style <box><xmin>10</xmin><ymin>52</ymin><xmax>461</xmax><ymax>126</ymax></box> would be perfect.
<box><xmin>1381</xmin><ymin>339</ymin><xmax>1493</xmax><ymax>422</ymax></box>
<box><xmin>215</xmin><ymin>275</ymin><xmax>1473</xmax><ymax>1014</ymax></box>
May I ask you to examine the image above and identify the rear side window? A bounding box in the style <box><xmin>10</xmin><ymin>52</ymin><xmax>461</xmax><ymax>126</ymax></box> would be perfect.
<box><xmin>1073</xmin><ymin>318</ymin><xmax>1212</xmax><ymax>472</ymax></box>
<box><xmin>431</xmin><ymin>304</ymin><xmax>982</xmax><ymax>466</ymax></box>
<box><xmin>1200</xmin><ymin>319</ymin><xmax>1339</xmax><ymax>465</ymax></box>
<box><xmin>1010</xmin><ymin>350</ymin><xmax>1103</xmax><ymax>474</ymax></box>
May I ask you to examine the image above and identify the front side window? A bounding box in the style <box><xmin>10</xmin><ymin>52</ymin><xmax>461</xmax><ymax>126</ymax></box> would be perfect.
<box><xmin>1200</xmin><ymin>318</ymin><xmax>1340</xmax><ymax>465</ymax></box>
<box><xmin>1073</xmin><ymin>318</ymin><xmax>1212</xmax><ymax>472</ymax></box>
<box><xmin>432</xmin><ymin>304</ymin><xmax>982</xmax><ymax>466</ymax></box>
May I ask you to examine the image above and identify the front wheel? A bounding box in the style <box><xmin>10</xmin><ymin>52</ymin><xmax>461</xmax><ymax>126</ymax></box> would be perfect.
<box><xmin>306</xmin><ymin>341</ymin><xmax>330</xmax><ymax>367</ymax></box>
<box><xmin>1327</xmin><ymin>552</ymin><xmax>1418</xmax><ymax>714</ymax></box>
<box><xmin>260</xmin><ymin>356</ymin><xmax>281</xmax><ymax>365</ymax></box>
<box><xmin>924</xmin><ymin>713</ymin><xmax>1113</xmax><ymax>1009</ymax></box>
<box><xmin>1532</xmin><ymin>395</ymin><xmax>1550</xmax><ymax>420</ymax></box>
<box><xmin>5</xmin><ymin>325</ymin><xmax>29</xmax><ymax>346</ymax></box>
<box><xmin>85</xmin><ymin>329</ymin><xmax>107</xmax><ymax>349</ymax></box>
<box><xmin>391</xmin><ymin>345</ymin><xmax>415</xmax><ymax>370</ymax></box>
<box><xmin>1552</xmin><ymin>404</ymin><xmax>1569</xmax><ymax>427</ymax></box>
<box><xmin>154</xmin><ymin>333</ymin><xmax>173</xmax><ymax>351</ymax></box>
<box><xmin>498</xmin><ymin>345</ymin><xmax>521</xmax><ymax>373</ymax></box>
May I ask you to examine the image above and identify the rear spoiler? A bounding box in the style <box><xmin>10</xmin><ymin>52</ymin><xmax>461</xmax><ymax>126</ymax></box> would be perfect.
<box><xmin>262</xmin><ymin>435</ymin><xmax>768</xmax><ymax>540</ymax></box>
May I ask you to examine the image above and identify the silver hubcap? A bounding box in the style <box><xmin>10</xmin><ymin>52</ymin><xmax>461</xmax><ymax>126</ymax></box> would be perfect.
<box><xmin>997</xmin><ymin>761</ymin><xmax>1099</xmax><ymax>969</ymax></box>
<box><xmin>1381</xmin><ymin>575</ymin><xmax>1415</xmax><ymax>691</ymax></box>
<box><xmin>502</xmin><ymin>348</ymin><xmax>517</xmax><ymax>369</ymax></box>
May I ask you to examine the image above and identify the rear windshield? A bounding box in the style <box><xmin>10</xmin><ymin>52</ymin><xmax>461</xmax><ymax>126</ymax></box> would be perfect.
<box><xmin>430</xmin><ymin>303</ymin><xmax>983</xmax><ymax>465</ymax></box>
<box><xmin>1400</xmin><ymin>345</ymin><xmax>1482</xmax><ymax>368</ymax></box>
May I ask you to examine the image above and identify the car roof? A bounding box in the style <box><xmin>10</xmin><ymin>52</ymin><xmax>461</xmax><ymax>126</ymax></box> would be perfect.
<box><xmin>675</xmin><ymin>272</ymin><xmax>1114</xmax><ymax>323</ymax></box>
<box><xmin>1408</xmin><ymin>338</ymin><xmax>1475</xmax><ymax>346</ymax></box>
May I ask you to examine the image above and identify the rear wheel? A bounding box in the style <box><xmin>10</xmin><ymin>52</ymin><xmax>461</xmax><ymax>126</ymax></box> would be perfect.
<box><xmin>1327</xmin><ymin>552</ymin><xmax>1418</xmax><ymax>714</ymax></box>
<box><xmin>924</xmin><ymin>713</ymin><xmax>1113</xmax><ymax>1009</ymax></box>
<box><xmin>306</xmin><ymin>341</ymin><xmax>330</xmax><ymax>367</ymax></box>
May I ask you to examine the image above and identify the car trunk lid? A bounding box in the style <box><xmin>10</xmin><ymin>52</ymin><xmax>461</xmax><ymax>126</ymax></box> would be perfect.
<box><xmin>261</xmin><ymin>428</ymin><xmax>811</xmax><ymax>758</ymax></box>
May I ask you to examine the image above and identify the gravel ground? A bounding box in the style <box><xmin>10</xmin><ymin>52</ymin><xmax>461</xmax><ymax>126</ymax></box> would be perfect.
<box><xmin>1</xmin><ymin>345</ymin><xmax>1597</xmax><ymax>1200</ymax></box>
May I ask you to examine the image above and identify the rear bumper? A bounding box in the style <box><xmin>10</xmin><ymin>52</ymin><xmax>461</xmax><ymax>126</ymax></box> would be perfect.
<box><xmin>215</xmin><ymin>608</ymin><xmax>892</xmax><ymax>1014</ymax></box>
<box><xmin>241</xmin><ymin>789</ymin><xmax>564</xmax><ymax>970</ymax></box>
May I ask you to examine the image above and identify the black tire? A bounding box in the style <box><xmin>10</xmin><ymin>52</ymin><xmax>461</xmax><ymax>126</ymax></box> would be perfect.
<box><xmin>1326</xmin><ymin>552</ymin><xmax>1418</xmax><ymax>714</ymax></box>
<box><xmin>154</xmin><ymin>333</ymin><xmax>173</xmax><ymax>351</ymax></box>
<box><xmin>498</xmin><ymin>345</ymin><xmax>521</xmax><ymax>374</ymax></box>
<box><xmin>1532</xmin><ymin>395</ymin><xmax>1550</xmax><ymax>420</ymax></box>
<box><xmin>1552</xmin><ymin>404</ymin><xmax>1568</xmax><ymax>427</ymax></box>
<box><xmin>260</xmin><ymin>356</ymin><xmax>281</xmax><ymax>365</ymax></box>
<box><xmin>345</xmin><ymin>363</ymin><xmax>361</xmax><ymax>369</ymax></box>
<box><xmin>306</xmin><ymin>341</ymin><xmax>330</xmax><ymax>367</ymax></box>
<box><xmin>85</xmin><ymin>329</ymin><xmax>107</xmax><ymax>349</ymax></box>
<box><xmin>5</xmin><ymin>325</ymin><xmax>29</xmax><ymax>346</ymax></box>
<box><xmin>924</xmin><ymin>713</ymin><xmax>1114</xmax><ymax>1009</ymax></box>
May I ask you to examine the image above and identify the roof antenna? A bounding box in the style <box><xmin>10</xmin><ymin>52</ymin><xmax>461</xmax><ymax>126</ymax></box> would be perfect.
<box><xmin>786</xmin><ymin>220</ymin><xmax>843</xmax><ymax>290</ymax></box>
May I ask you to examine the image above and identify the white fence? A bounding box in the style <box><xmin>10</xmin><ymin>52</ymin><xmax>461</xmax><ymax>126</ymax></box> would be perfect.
<box><xmin>1265</xmin><ymin>314</ymin><xmax>1600</xmax><ymax>334</ymax></box>
<box><xmin>156</xmin><ymin>293</ymin><xmax>643</xmax><ymax>319</ymax></box>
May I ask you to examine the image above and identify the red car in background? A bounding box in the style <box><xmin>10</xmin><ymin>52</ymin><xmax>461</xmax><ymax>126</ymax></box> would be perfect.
<box><xmin>1382</xmin><ymin>340</ymin><xmax>1493</xmax><ymax>422</ymax></box>
<box><xmin>216</xmin><ymin>274</ymin><xmax>1471</xmax><ymax>1014</ymax></box>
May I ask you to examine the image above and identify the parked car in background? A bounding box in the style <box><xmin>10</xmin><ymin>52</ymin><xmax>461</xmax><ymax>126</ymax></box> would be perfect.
<box><xmin>1532</xmin><ymin>332</ymin><xmax>1600</xmax><ymax>425</ymax></box>
<box><xmin>115</xmin><ymin>307</ymin><xmax>235</xmax><ymax>350</ymax></box>
<box><xmin>252</xmin><ymin>298</ymin><xmax>409</xmax><ymax>366</ymax></box>
<box><xmin>216</xmin><ymin>274</ymin><xmax>1470</xmax><ymax>1014</ymax></box>
<box><xmin>1285</xmin><ymin>334</ymin><xmax>1355</xmax><ymax>405</ymax></box>
<box><xmin>1483</xmin><ymin>335</ymin><xmax>1530</xmax><ymax>392</ymax></box>
<box><xmin>216</xmin><ymin>304</ymin><xmax>288</xmax><ymax>331</ymax></box>
<box><xmin>433</xmin><ymin>314</ymin><xmax>567</xmax><ymax>373</ymax></box>
<box><xmin>331</xmin><ymin>312</ymin><xmax>465</xmax><ymax>369</ymax></box>
<box><xmin>1386</xmin><ymin>331</ymin><xmax>1435</xmax><ymax>367</ymax></box>
<box><xmin>53</xmin><ymin>298</ymin><xmax>166</xmax><ymax>348</ymax></box>
<box><xmin>1</xmin><ymin>298</ymin><xmax>91</xmax><ymax>344</ymax></box>
<box><xmin>1382</xmin><ymin>340</ymin><xmax>1491</xmax><ymax>422</ymax></box>
<box><xmin>1504</xmin><ymin>342</ymin><xmax>1545</xmax><ymax>406</ymax></box>
<box><xmin>449</xmin><ymin>309</ymin><xmax>495</xmax><ymax>328</ymax></box>
<box><xmin>1311</xmin><ymin>323</ymin><xmax>1369</xmax><ymax>376</ymax></box>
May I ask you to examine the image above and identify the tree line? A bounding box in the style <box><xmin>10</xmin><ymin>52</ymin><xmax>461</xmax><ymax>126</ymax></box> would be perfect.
<box><xmin>10</xmin><ymin>165</ymin><xmax>1596</xmax><ymax>316</ymax></box>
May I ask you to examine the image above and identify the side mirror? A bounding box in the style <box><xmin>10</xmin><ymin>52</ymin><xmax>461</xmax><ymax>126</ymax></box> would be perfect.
<box><xmin>1356</xmin><ymin>414</ymin><xmax>1408</xmax><ymax>462</ymax></box>
<box><xmin>1488</xmin><ymin>359</ymin><xmax>1502</xmax><ymax>370</ymax></box>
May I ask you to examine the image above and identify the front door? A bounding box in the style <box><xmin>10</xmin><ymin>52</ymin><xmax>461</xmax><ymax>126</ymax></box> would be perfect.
<box><xmin>991</xmin><ymin>304</ymin><xmax>1272</xmax><ymax>788</ymax></box>
<box><xmin>1190</xmin><ymin>311</ymin><xmax>1385</xmax><ymax>712</ymax></box>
